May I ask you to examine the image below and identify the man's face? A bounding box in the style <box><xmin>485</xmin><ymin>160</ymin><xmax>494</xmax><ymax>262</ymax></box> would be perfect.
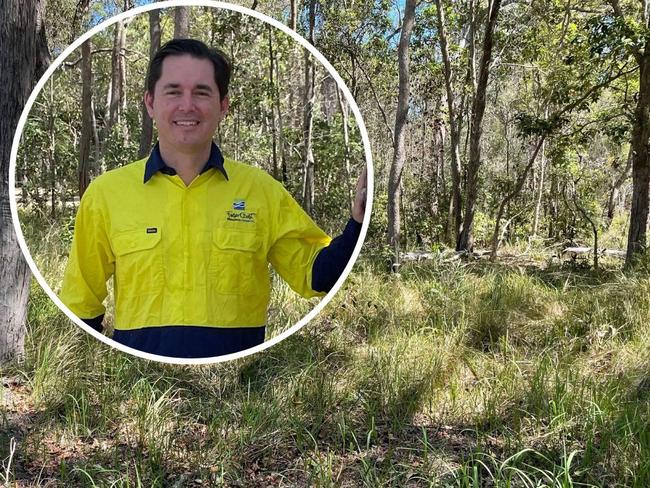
<box><xmin>144</xmin><ymin>55</ymin><xmax>229</xmax><ymax>152</ymax></box>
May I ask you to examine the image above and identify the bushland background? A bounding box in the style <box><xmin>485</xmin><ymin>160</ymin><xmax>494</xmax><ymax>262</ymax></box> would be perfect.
<box><xmin>16</xmin><ymin>5</ymin><xmax>364</xmax><ymax>337</ymax></box>
<box><xmin>1</xmin><ymin>0</ymin><xmax>649</xmax><ymax>486</ymax></box>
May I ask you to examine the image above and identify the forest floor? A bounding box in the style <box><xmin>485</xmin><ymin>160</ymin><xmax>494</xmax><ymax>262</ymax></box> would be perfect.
<box><xmin>1</xmin><ymin>236</ymin><xmax>649</xmax><ymax>486</ymax></box>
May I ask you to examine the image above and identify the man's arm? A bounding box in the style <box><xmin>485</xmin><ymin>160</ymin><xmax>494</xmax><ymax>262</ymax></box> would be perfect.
<box><xmin>60</xmin><ymin>182</ymin><xmax>114</xmax><ymax>332</ymax></box>
<box><xmin>311</xmin><ymin>168</ymin><xmax>367</xmax><ymax>292</ymax></box>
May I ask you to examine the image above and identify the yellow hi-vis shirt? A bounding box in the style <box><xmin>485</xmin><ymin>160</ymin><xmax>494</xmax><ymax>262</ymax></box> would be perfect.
<box><xmin>60</xmin><ymin>158</ymin><xmax>332</xmax><ymax>331</ymax></box>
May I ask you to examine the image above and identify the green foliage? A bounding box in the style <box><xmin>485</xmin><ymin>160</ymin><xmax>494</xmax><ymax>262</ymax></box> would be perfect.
<box><xmin>18</xmin><ymin>6</ymin><xmax>362</xmax><ymax>233</ymax></box>
<box><xmin>3</xmin><ymin>258</ymin><xmax>649</xmax><ymax>485</ymax></box>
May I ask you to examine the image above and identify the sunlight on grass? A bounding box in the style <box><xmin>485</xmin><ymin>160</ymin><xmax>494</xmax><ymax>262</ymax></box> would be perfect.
<box><xmin>4</xmin><ymin>214</ymin><xmax>648</xmax><ymax>486</ymax></box>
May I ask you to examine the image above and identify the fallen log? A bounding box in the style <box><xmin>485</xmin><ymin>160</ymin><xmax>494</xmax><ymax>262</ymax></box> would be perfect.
<box><xmin>560</xmin><ymin>247</ymin><xmax>626</xmax><ymax>260</ymax></box>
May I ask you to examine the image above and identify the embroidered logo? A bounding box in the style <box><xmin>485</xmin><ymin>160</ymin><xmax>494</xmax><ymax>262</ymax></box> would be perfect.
<box><xmin>233</xmin><ymin>199</ymin><xmax>246</xmax><ymax>211</ymax></box>
<box><xmin>226</xmin><ymin>211</ymin><xmax>256</xmax><ymax>223</ymax></box>
<box><xmin>146</xmin><ymin>227</ymin><xmax>158</xmax><ymax>234</ymax></box>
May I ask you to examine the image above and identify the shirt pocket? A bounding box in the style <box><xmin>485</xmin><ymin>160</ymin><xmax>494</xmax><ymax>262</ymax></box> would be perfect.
<box><xmin>112</xmin><ymin>229</ymin><xmax>164</xmax><ymax>297</ymax></box>
<box><xmin>209</xmin><ymin>228</ymin><xmax>262</xmax><ymax>295</ymax></box>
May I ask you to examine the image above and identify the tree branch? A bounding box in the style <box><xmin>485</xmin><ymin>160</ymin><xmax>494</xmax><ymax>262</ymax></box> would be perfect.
<box><xmin>356</xmin><ymin>59</ymin><xmax>395</xmax><ymax>145</ymax></box>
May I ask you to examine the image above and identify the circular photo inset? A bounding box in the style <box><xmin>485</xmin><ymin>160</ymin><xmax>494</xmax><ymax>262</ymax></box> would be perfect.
<box><xmin>10</xmin><ymin>1</ymin><xmax>373</xmax><ymax>364</ymax></box>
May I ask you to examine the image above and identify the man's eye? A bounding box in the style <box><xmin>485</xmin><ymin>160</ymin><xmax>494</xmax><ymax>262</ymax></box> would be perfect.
<box><xmin>196</xmin><ymin>91</ymin><xmax>211</xmax><ymax>97</ymax></box>
<box><xmin>166</xmin><ymin>90</ymin><xmax>180</xmax><ymax>96</ymax></box>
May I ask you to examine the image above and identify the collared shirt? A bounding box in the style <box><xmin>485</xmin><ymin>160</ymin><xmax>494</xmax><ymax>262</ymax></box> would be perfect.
<box><xmin>61</xmin><ymin>142</ymin><xmax>360</xmax><ymax>358</ymax></box>
<box><xmin>143</xmin><ymin>142</ymin><xmax>229</xmax><ymax>183</ymax></box>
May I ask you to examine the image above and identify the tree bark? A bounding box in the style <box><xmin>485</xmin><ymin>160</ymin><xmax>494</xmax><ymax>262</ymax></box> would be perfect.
<box><xmin>609</xmin><ymin>0</ymin><xmax>650</xmax><ymax>266</ymax></box>
<box><xmin>387</xmin><ymin>0</ymin><xmax>417</xmax><ymax>271</ymax></box>
<box><xmin>268</xmin><ymin>25</ymin><xmax>283</xmax><ymax>181</ymax></box>
<box><xmin>432</xmin><ymin>117</ymin><xmax>446</xmax><ymax>222</ymax></box>
<box><xmin>606</xmin><ymin>147</ymin><xmax>632</xmax><ymax>222</ymax></box>
<box><xmin>531</xmin><ymin>139</ymin><xmax>546</xmax><ymax>236</ymax></box>
<box><xmin>626</xmin><ymin>49</ymin><xmax>650</xmax><ymax>266</ymax></box>
<box><xmin>290</xmin><ymin>0</ymin><xmax>297</xmax><ymax>31</ymax></box>
<box><xmin>274</xmin><ymin>54</ymin><xmax>288</xmax><ymax>185</ymax></box>
<box><xmin>174</xmin><ymin>7</ymin><xmax>190</xmax><ymax>39</ymax></box>
<box><xmin>335</xmin><ymin>85</ymin><xmax>353</xmax><ymax>212</ymax></box>
<box><xmin>458</xmin><ymin>0</ymin><xmax>502</xmax><ymax>252</ymax></box>
<box><xmin>573</xmin><ymin>183</ymin><xmax>599</xmax><ymax>270</ymax></box>
<box><xmin>138</xmin><ymin>9</ymin><xmax>161</xmax><ymax>159</ymax></box>
<box><xmin>435</xmin><ymin>0</ymin><xmax>463</xmax><ymax>248</ymax></box>
<box><xmin>47</xmin><ymin>78</ymin><xmax>56</xmax><ymax>219</ymax></box>
<box><xmin>0</xmin><ymin>0</ymin><xmax>50</xmax><ymax>363</ymax></box>
<box><xmin>79</xmin><ymin>39</ymin><xmax>93</xmax><ymax>197</ymax></box>
<box><xmin>301</xmin><ymin>0</ymin><xmax>316</xmax><ymax>215</ymax></box>
<box><xmin>108</xmin><ymin>20</ymin><xmax>126</xmax><ymax>133</ymax></box>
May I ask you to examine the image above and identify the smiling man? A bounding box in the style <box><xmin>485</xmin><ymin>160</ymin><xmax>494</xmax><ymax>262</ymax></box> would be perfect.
<box><xmin>60</xmin><ymin>39</ymin><xmax>365</xmax><ymax>359</ymax></box>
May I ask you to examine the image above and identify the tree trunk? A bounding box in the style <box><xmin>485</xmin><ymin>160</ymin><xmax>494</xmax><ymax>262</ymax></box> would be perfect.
<box><xmin>290</xmin><ymin>0</ymin><xmax>297</xmax><ymax>31</ymax></box>
<box><xmin>458</xmin><ymin>0</ymin><xmax>502</xmax><ymax>252</ymax></box>
<box><xmin>387</xmin><ymin>0</ymin><xmax>417</xmax><ymax>271</ymax></box>
<box><xmin>107</xmin><ymin>20</ymin><xmax>126</xmax><ymax>138</ymax></box>
<box><xmin>573</xmin><ymin>185</ymin><xmax>599</xmax><ymax>270</ymax></box>
<box><xmin>47</xmin><ymin>77</ymin><xmax>56</xmax><ymax>219</ymax></box>
<box><xmin>174</xmin><ymin>7</ymin><xmax>190</xmax><ymax>38</ymax></box>
<box><xmin>301</xmin><ymin>0</ymin><xmax>316</xmax><ymax>215</ymax></box>
<box><xmin>268</xmin><ymin>26</ymin><xmax>280</xmax><ymax>181</ymax></box>
<box><xmin>0</xmin><ymin>0</ymin><xmax>49</xmax><ymax>363</ymax></box>
<box><xmin>532</xmin><ymin>116</ymin><xmax>547</xmax><ymax>236</ymax></box>
<box><xmin>548</xmin><ymin>173</ymin><xmax>559</xmax><ymax>239</ymax></box>
<box><xmin>432</xmin><ymin>117</ymin><xmax>445</xmax><ymax>225</ymax></box>
<box><xmin>335</xmin><ymin>86</ymin><xmax>353</xmax><ymax>212</ymax></box>
<box><xmin>79</xmin><ymin>39</ymin><xmax>93</xmax><ymax>197</ymax></box>
<box><xmin>607</xmin><ymin>146</ymin><xmax>632</xmax><ymax>222</ymax></box>
<box><xmin>490</xmin><ymin>137</ymin><xmax>545</xmax><ymax>259</ymax></box>
<box><xmin>626</xmin><ymin>49</ymin><xmax>650</xmax><ymax>266</ymax></box>
<box><xmin>138</xmin><ymin>9</ymin><xmax>161</xmax><ymax>159</ymax></box>
<box><xmin>274</xmin><ymin>56</ymin><xmax>288</xmax><ymax>185</ymax></box>
<box><xmin>435</xmin><ymin>0</ymin><xmax>463</xmax><ymax>248</ymax></box>
<box><xmin>608</xmin><ymin>0</ymin><xmax>650</xmax><ymax>265</ymax></box>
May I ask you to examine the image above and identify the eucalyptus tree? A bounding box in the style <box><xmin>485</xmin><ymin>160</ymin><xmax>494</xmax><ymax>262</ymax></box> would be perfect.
<box><xmin>137</xmin><ymin>9</ymin><xmax>161</xmax><ymax>159</ymax></box>
<box><xmin>0</xmin><ymin>0</ymin><xmax>49</xmax><ymax>362</ymax></box>
<box><xmin>607</xmin><ymin>0</ymin><xmax>650</xmax><ymax>266</ymax></box>
<box><xmin>457</xmin><ymin>0</ymin><xmax>502</xmax><ymax>252</ymax></box>
<box><xmin>174</xmin><ymin>6</ymin><xmax>190</xmax><ymax>39</ymax></box>
<box><xmin>434</xmin><ymin>0</ymin><xmax>464</xmax><ymax>247</ymax></box>
<box><xmin>79</xmin><ymin>39</ymin><xmax>94</xmax><ymax>196</ymax></box>
<box><xmin>387</xmin><ymin>0</ymin><xmax>417</xmax><ymax>269</ymax></box>
<box><xmin>301</xmin><ymin>0</ymin><xmax>316</xmax><ymax>214</ymax></box>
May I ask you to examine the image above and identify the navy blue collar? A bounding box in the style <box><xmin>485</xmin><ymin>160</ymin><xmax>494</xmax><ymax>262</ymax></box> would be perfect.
<box><xmin>143</xmin><ymin>142</ymin><xmax>229</xmax><ymax>183</ymax></box>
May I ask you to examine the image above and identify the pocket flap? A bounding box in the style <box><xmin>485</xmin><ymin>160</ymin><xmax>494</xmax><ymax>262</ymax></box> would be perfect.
<box><xmin>213</xmin><ymin>229</ymin><xmax>261</xmax><ymax>252</ymax></box>
<box><xmin>112</xmin><ymin>229</ymin><xmax>162</xmax><ymax>256</ymax></box>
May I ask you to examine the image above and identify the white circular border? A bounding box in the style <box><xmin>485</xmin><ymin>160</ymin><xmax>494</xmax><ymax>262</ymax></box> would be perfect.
<box><xmin>9</xmin><ymin>0</ymin><xmax>374</xmax><ymax>365</ymax></box>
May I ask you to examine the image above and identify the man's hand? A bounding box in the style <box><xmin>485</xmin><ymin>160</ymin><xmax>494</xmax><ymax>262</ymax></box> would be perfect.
<box><xmin>351</xmin><ymin>167</ymin><xmax>367</xmax><ymax>223</ymax></box>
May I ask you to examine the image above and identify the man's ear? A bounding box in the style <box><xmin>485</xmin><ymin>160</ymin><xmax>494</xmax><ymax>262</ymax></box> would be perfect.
<box><xmin>219</xmin><ymin>96</ymin><xmax>230</xmax><ymax>121</ymax></box>
<box><xmin>144</xmin><ymin>91</ymin><xmax>155</xmax><ymax>118</ymax></box>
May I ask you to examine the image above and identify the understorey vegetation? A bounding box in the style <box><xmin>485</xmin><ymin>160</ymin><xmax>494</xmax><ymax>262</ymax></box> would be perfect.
<box><xmin>2</xmin><ymin>220</ymin><xmax>649</xmax><ymax>486</ymax></box>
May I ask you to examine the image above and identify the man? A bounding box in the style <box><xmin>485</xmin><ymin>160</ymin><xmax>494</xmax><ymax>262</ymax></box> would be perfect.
<box><xmin>60</xmin><ymin>39</ymin><xmax>366</xmax><ymax>358</ymax></box>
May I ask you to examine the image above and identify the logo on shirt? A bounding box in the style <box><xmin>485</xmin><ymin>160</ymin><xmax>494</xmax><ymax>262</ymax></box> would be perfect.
<box><xmin>226</xmin><ymin>211</ymin><xmax>256</xmax><ymax>223</ymax></box>
<box><xmin>233</xmin><ymin>199</ymin><xmax>246</xmax><ymax>211</ymax></box>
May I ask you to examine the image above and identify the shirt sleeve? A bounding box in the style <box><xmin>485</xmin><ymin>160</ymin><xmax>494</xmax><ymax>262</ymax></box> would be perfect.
<box><xmin>60</xmin><ymin>181</ymin><xmax>115</xmax><ymax>321</ymax></box>
<box><xmin>267</xmin><ymin>184</ymin><xmax>332</xmax><ymax>299</ymax></box>
<box><xmin>311</xmin><ymin>218</ymin><xmax>362</xmax><ymax>292</ymax></box>
<box><xmin>83</xmin><ymin>315</ymin><xmax>105</xmax><ymax>332</ymax></box>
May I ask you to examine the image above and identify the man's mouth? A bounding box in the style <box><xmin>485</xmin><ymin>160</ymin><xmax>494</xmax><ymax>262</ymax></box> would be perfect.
<box><xmin>173</xmin><ymin>120</ymin><xmax>200</xmax><ymax>126</ymax></box>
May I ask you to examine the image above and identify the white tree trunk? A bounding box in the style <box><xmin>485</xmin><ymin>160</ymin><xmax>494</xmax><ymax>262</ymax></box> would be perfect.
<box><xmin>387</xmin><ymin>0</ymin><xmax>417</xmax><ymax>270</ymax></box>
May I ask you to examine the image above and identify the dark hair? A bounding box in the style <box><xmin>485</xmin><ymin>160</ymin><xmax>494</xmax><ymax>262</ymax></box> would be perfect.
<box><xmin>145</xmin><ymin>39</ymin><xmax>231</xmax><ymax>100</ymax></box>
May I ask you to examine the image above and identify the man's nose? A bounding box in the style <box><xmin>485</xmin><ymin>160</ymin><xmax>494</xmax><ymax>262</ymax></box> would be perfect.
<box><xmin>178</xmin><ymin>92</ymin><xmax>195</xmax><ymax>111</ymax></box>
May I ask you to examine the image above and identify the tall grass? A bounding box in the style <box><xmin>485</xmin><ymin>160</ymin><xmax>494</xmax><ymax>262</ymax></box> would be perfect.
<box><xmin>1</xmin><ymin>215</ymin><xmax>648</xmax><ymax>486</ymax></box>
